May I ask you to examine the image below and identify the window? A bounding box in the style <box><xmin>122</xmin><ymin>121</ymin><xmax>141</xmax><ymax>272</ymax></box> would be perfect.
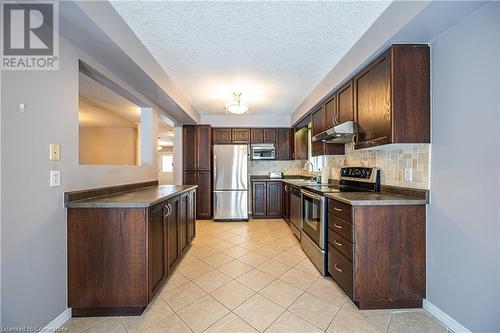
<box><xmin>161</xmin><ymin>155</ymin><xmax>173</xmax><ymax>172</ymax></box>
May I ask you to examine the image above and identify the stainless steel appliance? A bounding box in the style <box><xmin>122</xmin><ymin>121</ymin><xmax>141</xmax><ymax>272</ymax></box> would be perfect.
<box><xmin>269</xmin><ymin>172</ymin><xmax>283</xmax><ymax>179</ymax></box>
<box><xmin>251</xmin><ymin>143</ymin><xmax>275</xmax><ymax>160</ymax></box>
<box><xmin>300</xmin><ymin>167</ymin><xmax>380</xmax><ymax>275</ymax></box>
<box><xmin>312</xmin><ymin>121</ymin><xmax>357</xmax><ymax>144</ymax></box>
<box><xmin>213</xmin><ymin>145</ymin><xmax>248</xmax><ymax>221</ymax></box>
<box><xmin>289</xmin><ymin>186</ymin><xmax>302</xmax><ymax>240</ymax></box>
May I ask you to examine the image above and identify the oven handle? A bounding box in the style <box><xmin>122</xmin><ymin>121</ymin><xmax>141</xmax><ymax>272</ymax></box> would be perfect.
<box><xmin>301</xmin><ymin>189</ymin><xmax>323</xmax><ymax>201</ymax></box>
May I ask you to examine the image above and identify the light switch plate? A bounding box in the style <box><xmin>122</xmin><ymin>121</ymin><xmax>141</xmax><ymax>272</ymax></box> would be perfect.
<box><xmin>49</xmin><ymin>144</ymin><xmax>60</xmax><ymax>161</ymax></box>
<box><xmin>50</xmin><ymin>170</ymin><xmax>61</xmax><ymax>187</ymax></box>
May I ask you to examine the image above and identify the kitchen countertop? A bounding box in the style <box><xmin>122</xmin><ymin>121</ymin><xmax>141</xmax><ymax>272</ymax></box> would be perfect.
<box><xmin>325</xmin><ymin>192</ymin><xmax>428</xmax><ymax>206</ymax></box>
<box><xmin>66</xmin><ymin>185</ymin><xmax>198</xmax><ymax>208</ymax></box>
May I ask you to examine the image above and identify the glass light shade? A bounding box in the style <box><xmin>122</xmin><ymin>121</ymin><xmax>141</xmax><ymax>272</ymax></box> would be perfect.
<box><xmin>225</xmin><ymin>102</ymin><xmax>249</xmax><ymax>114</ymax></box>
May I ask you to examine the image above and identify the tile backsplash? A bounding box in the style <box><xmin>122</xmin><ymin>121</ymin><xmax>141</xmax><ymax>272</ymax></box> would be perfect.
<box><xmin>248</xmin><ymin>143</ymin><xmax>431</xmax><ymax>190</ymax></box>
<box><xmin>248</xmin><ymin>160</ymin><xmax>305</xmax><ymax>176</ymax></box>
<box><xmin>318</xmin><ymin>143</ymin><xmax>430</xmax><ymax>189</ymax></box>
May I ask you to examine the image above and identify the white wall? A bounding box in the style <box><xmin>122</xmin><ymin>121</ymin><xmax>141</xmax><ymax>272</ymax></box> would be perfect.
<box><xmin>1</xmin><ymin>35</ymin><xmax>159</xmax><ymax>327</ymax></box>
<box><xmin>427</xmin><ymin>3</ymin><xmax>500</xmax><ymax>332</ymax></box>
<box><xmin>201</xmin><ymin>114</ymin><xmax>290</xmax><ymax>128</ymax></box>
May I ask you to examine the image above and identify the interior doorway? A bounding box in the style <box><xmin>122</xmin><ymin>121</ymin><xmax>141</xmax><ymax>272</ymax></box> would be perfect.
<box><xmin>157</xmin><ymin>115</ymin><xmax>175</xmax><ymax>184</ymax></box>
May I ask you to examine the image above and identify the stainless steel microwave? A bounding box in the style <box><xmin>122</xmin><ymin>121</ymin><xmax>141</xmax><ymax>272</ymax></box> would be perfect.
<box><xmin>251</xmin><ymin>144</ymin><xmax>275</xmax><ymax>160</ymax></box>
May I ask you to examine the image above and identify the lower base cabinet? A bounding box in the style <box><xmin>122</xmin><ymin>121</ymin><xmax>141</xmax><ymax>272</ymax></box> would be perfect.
<box><xmin>68</xmin><ymin>189</ymin><xmax>196</xmax><ymax>317</ymax></box>
<box><xmin>251</xmin><ymin>180</ymin><xmax>282</xmax><ymax>218</ymax></box>
<box><xmin>327</xmin><ymin>199</ymin><xmax>426</xmax><ymax>310</ymax></box>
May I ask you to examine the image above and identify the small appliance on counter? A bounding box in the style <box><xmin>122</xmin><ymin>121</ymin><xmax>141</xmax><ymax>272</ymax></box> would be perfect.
<box><xmin>300</xmin><ymin>167</ymin><xmax>380</xmax><ymax>275</ymax></box>
<box><xmin>269</xmin><ymin>172</ymin><xmax>283</xmax><ymax>179</ymax></box>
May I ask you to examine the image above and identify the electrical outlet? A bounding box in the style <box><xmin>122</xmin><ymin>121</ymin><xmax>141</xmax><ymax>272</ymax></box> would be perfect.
<box><xmin>404</xmin><ymin>168</ymin><xmax>412</xmax><ymax>181</ymax></box>
<box><xmin>50</xmin><ymin>170</ymin><xmax>61</xmax><ymax>187</ymax></box>
<box><xmin>49</xmin><ymin>144</ymin><xmax>61</xmax><ymax>161</ymax></box>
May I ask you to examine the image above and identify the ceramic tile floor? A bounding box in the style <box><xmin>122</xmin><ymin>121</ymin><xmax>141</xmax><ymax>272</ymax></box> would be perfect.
<box><xmin>63</xmin><ymin>219</ymin><xmax>451</xmax><ymax>333</ymax></box>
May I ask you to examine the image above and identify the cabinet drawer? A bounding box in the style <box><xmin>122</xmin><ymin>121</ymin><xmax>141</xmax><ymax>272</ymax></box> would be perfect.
<box><xmin>327</xmin><ymin>213</ymin><xmax>353</xmax><ymax>242</ymax></box>
<box><xmin>328</xmin><ymin>199</ymin><xmax>352</xmax><ymax>222</ymax></box>
<box><xmin>328</xmin><ymin>229</ymin><xmax>353</xmax><ymax>261</ymax></box>
<box><xmin>328</xmin><ymin>246</ymin><xmax>353</xmax><ymax>298</ymax></box>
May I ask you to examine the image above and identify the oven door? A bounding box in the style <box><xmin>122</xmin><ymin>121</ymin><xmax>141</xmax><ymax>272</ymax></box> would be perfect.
<box><xmin>301</xmin><ymin>190</ymin><xmax>326</xmax><ymax>250</ymax></box>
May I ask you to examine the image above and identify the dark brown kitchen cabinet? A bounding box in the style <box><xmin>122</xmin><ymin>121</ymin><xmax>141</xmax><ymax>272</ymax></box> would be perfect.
<box><xmin>183</xmin><ymin>125</ymin><xmax>212</xmax><ymax>219</ymax></box>
<box><xmin>166</xmin><ymin>196</ymin><xmax>179</xmax><ymax>271</ymax></box>
<box><xmin>183</xmin><ymin>125</ymin><xmax>211</xmax><ymax>171</ymax></box>
<box><xmin>354</xmin><ymin>44</ymin><xmax>430</xmax><ymax>149</ymax></box>
<box><xmin>275</xmin><ymin>128</ymin><xmax>292</xmax><ymax>160</ymax></box>
<box><xmin>336</xmin><ymin>80</ymin><xmax>354</xmax><ymax>125</ymax></box>
<box><xmin>68</xmin><ymin>189</ymin><xmax>196</xmax><ymax>317</ymax></box>
<box><xmin>294</xmin><ymin>127</ymin><xmax>308</xmax><ymax>160</ymax></box>
<box><xmin>327</xmin><ymin>198</ymin><xmax>426</xmax><ymax>310</ymax></box>
<box><xmin>251</xmin><ymin>128</ymin><xmax>263</xmax><ymax>143</ymax></box>
<box><xmin>282</xmin><ymin>183</ymin><xmax>290</xmax><ymax>223</ymax></box>
<box><xmin>251</xmin><ymin>180</ymin><xmax>282</xmax><ymax>218</ymax></box>
<box><xmin>311</xmin><ymin>107</ymin><xmax>326</xmax><ymax>136</ymax></box>
<box><xmin>184</xmin><ymin>171</ymin><xmax>211</xmax><ymax>220</ymax></box>
<box><xmin>149</xmin><ymin>203</ymin><xmax>166</xmax><ymax>296</ymax></box>
<box><xmin>212</xmin><ymin>128</ymin><xmax>232</xmax><ymax>144</ymax></box>
<box><xmin>312</xmin><ymin>140</ymin><xmax>345</xmax><ymax>157</ymax></box>
<box><xmin>311</xmin><ymin>108</ymin><xmax>345</xmax><ymax>156</ymax></box>
<box><xmin>324</xmin><ymin>95</ymin><xmax>336</xmax><ymax>129</ymax></box>
<box><xmin>263</xmin><ymin>128</ymin><xmax>276</xmax><ymax>143</ymax></box>
<box><xmin>232</xmin><ymin>128</ymin><xmax>250</xmax><ymax>143</ymax></box>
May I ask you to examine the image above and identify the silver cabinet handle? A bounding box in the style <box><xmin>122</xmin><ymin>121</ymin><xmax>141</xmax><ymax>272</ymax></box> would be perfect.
<box><xmin>334</xmin><ymin>264</ymin><xmax>343</xmax><ymax>272</ymax></box>
<box><xmin>284</xmin><ymin>185</ymin><xmax>288</xmax><ymax>192</ymax></box>
<box><xmin>334</xmin><ymin>207</ymin><xmax>343</xmax><ymax>212</ymax></box>
<box><xmin>164</xmin><ymin>204</ymin><xmax>170</xmax><ymax>217</ymax></box>
<box><xmin>333</xmin><ymin>223</ymin><xmax>343</xmax><ymax>229</ymax></box>
<box><xmin>333</xmin><ymin>240</ymin><xmax>343</xmax><ymax>247</ymax></box>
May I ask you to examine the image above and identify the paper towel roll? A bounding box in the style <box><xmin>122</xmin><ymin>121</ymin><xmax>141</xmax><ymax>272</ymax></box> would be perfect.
<box><xmin>321</xmin><ymin>166</ymin><xmax>330</xmax><ymax>184</ymax></box>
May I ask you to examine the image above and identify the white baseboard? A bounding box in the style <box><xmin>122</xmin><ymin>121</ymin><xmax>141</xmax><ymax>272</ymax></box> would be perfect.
<box><xmin>423</xmin><ymin>299</ymin><xmax>470</xmax><ymax>333</ymax></box>
<box><xmin>43</xmin><ymin>308</ymin><xmax>71</xmax><ymax>331</ymax></box>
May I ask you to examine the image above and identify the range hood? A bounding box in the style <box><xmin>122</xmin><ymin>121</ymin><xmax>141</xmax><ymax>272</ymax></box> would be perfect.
<box><xmin>312</xmin><ymin>121</ymin><xmax>357</xmax><ymax>144</ymax></box>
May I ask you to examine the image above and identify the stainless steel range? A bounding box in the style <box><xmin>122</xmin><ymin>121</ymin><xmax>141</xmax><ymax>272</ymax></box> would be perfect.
<box><xmin>300</xmin><ymin>167</ymin><xmax>380</xmax><ymax>275</ymax></box>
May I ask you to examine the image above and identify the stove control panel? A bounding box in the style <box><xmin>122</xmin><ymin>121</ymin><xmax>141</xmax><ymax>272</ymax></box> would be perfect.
<box><xmin>340</xmin><ymin>167</ymin><xmax>374</xmax><ymax>179</ymax></box>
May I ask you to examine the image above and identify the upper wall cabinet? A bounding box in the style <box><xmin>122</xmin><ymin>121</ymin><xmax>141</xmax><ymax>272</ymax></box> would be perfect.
<box><xmin>354</xmin><ymin>44</ymin><xmax>430</xmax><ymax>149</ymax></box>
<box><xmin>336</xmin><ymin>80</ymin><xmax>354</xmax><ymax>126</ymax></box>
<box><xmin>212</xmin><ymin>128</ymin><xmax>232</xmax><ymax>144</ymax></box>
<box><xmin>232</xmin><ymin>128</ymin><xmax>251</xmax><ymax>143</ymax></box>
<box><xmin>250</xmin><ymin>128</ymin><xmax>276</xmax><ymax>144</ymax></box>
<box><xmin>311</xmin><ymin>108</ymin><xmax>345</xmax><ymax>156</ymax></box>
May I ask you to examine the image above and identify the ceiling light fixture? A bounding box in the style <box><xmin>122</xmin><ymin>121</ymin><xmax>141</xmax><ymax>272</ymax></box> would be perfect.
<box><xmin>225</xmin><ymin>92</ymin><xmax>249</xmax><ymax>114</ymax></box>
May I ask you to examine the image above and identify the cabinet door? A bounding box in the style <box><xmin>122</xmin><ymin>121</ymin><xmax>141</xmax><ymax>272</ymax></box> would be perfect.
<box><xmin>186</xmin><ymin>191</ymin><xmax>196</xmax><ymax>242</ymax></box>
<box><xmin>166</xmin><ymin>197</ymin><xmax>179</xmax><ymax>270</ymax></box>
<box><xmin>354</xmin><ymin>49</ymin><xmax>392</xmax><ymax>148</ymax></box>
<box><xmin>275</xmin><ymin>128</ymin><xmax>291</xmax><ymax>160</ymax></box>
<box><xmin>196</xmin><ymin>171</ymin><xmax>212</xmax><ymax>219</ymax></box>
<box><xmin>213</xmin><ymin>128</ymin><xmax>232</xmax><ymax>144</ymax></box>
<box><xmin>148</xmin><ymin>203</ymin><xmax>166</xmax><ymax>296</ymax></box>
<box><xmin>262</xmin><ymin>128</ymin><xmax>276</xmax><ymax>143</ymax></box>
<box><xmin>197</xmin><ymin>125</ymin><xmax>212</xmax><ymax>170</ymax></box>
<box><xmin>294</xmin><ymin>127</ymin><xmax>308</xmax><ymax>160</ymax></box>
<box><xmin>251</xmin><ymin>128</ymin><xmax>263</xmax><ymax>143</ymax></box>
<box><xmin>325</xmin><ymin>95</ymin><xmax>336</xmax><ymax>129</ymax></box>
<box><xmin>232</xmin><ymin>128</ymin><xmax>250</xmax><ymax>143</ymax></box>
<box><xmin>311</xmin><ymin>107</ymin><xmax>325</xmax><ymax>136</ymax></box>
<box><xmin>337</xmin><ymin>80</ymin><xmax>354</xmax><ymax>125</ymax></box>
<box><xmin>282</xmin><ymin>184</ymin><xmax>290</xmax><ymax>222</ymax></box>
<box><xmin>183</xmin><ymin>126</ymin><xmax>197</xmax><ymax>171</ymax></box>
<box><xmin>178</xmin><ymin>194</ymin><xmax>187</xmax><ymax>255</ymax></box>
<box><xmin>312</xmin><ymin>141</ymin><xmax>345</xmax><ymax>157</ymax></box>
<box><xmin>183</xmin><ymin>171</ymin><xmax>197</xmax><ymax>186</ymax></box>
<box><xmin>266</xmin><ymin>181</ymin><xmax>282</xmax><ymax>217</ymax></box>
<box><xmin>252</xmin><ymin>182</ymin><xmax>267</xmax><ymax>217</ymax></box>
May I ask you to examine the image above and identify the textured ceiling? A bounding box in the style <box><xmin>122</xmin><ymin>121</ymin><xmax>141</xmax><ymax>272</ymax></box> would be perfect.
<box><xmin>111</xmin><ymin>1</ymin><xmax>391</xmax><ymax>116</ymax></box>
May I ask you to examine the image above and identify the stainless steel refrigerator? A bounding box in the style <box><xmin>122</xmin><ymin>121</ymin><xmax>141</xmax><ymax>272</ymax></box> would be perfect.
<box><xmin>213</xmin><ymin>145</ymin><xmax>248</xmax><ymax>221</ymax></box>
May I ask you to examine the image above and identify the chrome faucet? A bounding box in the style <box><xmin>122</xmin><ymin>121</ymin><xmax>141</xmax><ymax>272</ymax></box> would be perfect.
<box><xmin>303</xmin><ymin>161</ymin><xmax>313</xmax><ymax>174</ymax></box>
